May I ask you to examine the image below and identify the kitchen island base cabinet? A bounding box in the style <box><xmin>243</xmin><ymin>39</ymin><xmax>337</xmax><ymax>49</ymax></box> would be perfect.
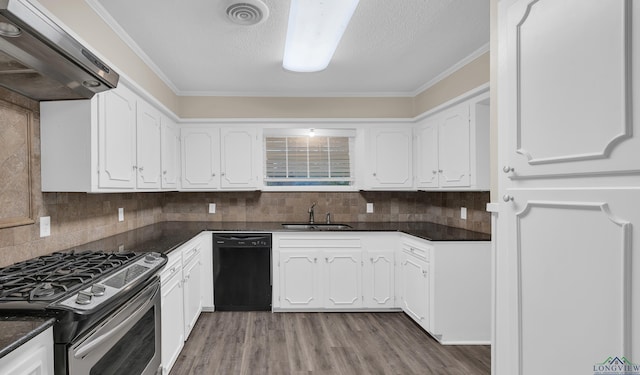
<box><xmin>0</xmin><ymin>326</ymin><xmax>54</xmax><ymax>375</ymax></box>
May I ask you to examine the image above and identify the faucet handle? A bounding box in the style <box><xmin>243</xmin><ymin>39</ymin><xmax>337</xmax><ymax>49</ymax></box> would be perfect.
<box><xmin>326</xmin><ymin>213</ymin><xmax>331</xmax><ymax>224</ymax></box>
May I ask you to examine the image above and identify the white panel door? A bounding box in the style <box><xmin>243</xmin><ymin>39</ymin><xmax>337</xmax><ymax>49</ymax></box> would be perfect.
<box><xmin>498</xmin><ymin>2</ymin><xmax>640</xmax><ymax>373</ymax></box>
<box><xmin>503</xmin><ymin>189</ymin><xmax>638</xmax><ymax>374</ymax></box>
<box><xmin>438</xmin><ymin>104</ymin><xmax>470</xmax><ymax>187</ymax></box>
<box><xmin>322</xmin><ymin>249</ymin><xmax>362</xmax><ymax>308</ymax></box>
<box><xmin>368</xmin><ymin>128</ymin><xmax>413</xmax><ymax>189</ymax></box>
<box><xmin>160</xmin><ymin>116</ymin><xmax>180</xmax><ymax>189</ymax></box>
<box><xmin>98</xmin><ymin>86</ymin><xmax>137</xmax><ymax>189</ymax></box>
<box><xmin>503</xmin><ymin>0</ymin><xmax>640</xmax><ymax>180</ymax></box>
<box><xmin>136</xmin><ymin>100</ymin><xmax>161</xmax><ymax>189</ymax></box>
<box><xmin>279</xmin><ymin>250</ymin><xmax>322</xmax><ymax>309</ymax></box>
<box><xmin>415</xmin><ymin>119</ymin><xmax>439</xmax><ymax>188</ymax></box>
<box><xmin>181</xmin><ymin>127</ymin><xmax>220</xmax><ymax>189</ymax></box>
<box><xmin>363</xmin><ymin>249</ymin><xmax>395</xmax><ymax>308</ymax></box>
<box><xmin>220</xmin><ymin>128</ymin><xmax>259</xmax><ymax>189</ymax></box>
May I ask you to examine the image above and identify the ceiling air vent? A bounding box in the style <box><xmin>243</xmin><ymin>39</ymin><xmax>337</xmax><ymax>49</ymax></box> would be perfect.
<box><xmin>225</xmin><ymin>1</ymin><xmax>269</xmax><ymax>26</ymax></box>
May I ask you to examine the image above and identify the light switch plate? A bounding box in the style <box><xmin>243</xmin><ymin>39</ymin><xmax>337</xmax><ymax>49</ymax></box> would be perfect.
<box><xmin>460</xmin><ymin>207</ymin><xmax>467</xmax><ymax>220</ymax></box>
<box><xmin>40</xmin><ymin>216</ymin><xmax>50</xmax><ymax>237</ymax></box>
<box><xmin>209</xmin><ymin>203</ymin><xmax>216</xmax><ymax>214</ymax></box>
<box><xmin>118</xmin><ymin>208</ymin><xmax>124</xmax><ymax>222</ymax></box>
<box><xmin>366</xmin><ymin>203</ymin><xmax>374</xmax><ymax>213</ymax></box>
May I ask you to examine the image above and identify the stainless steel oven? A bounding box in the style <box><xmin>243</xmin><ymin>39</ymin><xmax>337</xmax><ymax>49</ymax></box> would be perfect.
<box><xmin>67</xmin><ymin>278</ymin><xmax>162</xmax><ymax>375</ymax></box>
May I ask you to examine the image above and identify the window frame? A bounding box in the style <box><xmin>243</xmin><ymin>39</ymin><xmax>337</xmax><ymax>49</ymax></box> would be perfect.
<box><xmin>262</xmin><ymin>128</ymin><xmax>357</xmax><ymax>191</ymax></box>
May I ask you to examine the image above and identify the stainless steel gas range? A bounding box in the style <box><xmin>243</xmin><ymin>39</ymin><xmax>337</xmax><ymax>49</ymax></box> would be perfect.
<box><xmin>0</xmin><ymin>250</ymin><xmax>167</xmax><ymax>375</ymax></box>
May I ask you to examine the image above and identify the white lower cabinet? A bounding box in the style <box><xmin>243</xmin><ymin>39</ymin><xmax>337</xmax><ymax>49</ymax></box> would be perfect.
<box><xmin>274</xmin><ymin>233</ymin><xmax>396</xmax><ymax>311</ymax></box>
<box><xmin>160</xmin><ymin>252</ymin><xmax>184</xmax><ymax>375</ymax></box>
<box><xmin>0</xmin><ymin>326</ymin><xmax>54</xmax><ymax>375</ymax></box>
<box><xmin>399</xmin><ymin>234</ymin><xmax>491</xmax><ymax>344</ymax></box>
<box><xmin>160</xmin><ymin>232</ymin><xmax>211</xmax><ymax>375</ymax></box>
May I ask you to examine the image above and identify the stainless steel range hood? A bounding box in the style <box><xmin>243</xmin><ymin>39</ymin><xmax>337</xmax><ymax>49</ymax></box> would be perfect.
<box><xmin>0</xmin><ymin>0</ymin><xmax>118</xmax><ymax>100</ymax></box>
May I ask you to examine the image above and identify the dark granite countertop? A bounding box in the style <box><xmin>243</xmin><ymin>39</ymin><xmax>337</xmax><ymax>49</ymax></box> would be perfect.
<box><xmin>0</xmin><ymin>316</ymin><xmax>55</xmax><ymax>359</ymax></box>
<box><xmin>66</xmin><ymin>221</ymin><xmax>490</xmax><ymax>255</ymax></box>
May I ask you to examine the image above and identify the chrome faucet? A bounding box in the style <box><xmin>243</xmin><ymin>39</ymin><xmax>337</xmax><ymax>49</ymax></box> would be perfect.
<box><xmin>326</xmin><ymin>213</ymin><xmax>331</xmax><ymax>224</ymax></box>
<box><xmin>308</xmin><ymin>202</ymin><xmax>317</xmax><ymax>224</ymax></box>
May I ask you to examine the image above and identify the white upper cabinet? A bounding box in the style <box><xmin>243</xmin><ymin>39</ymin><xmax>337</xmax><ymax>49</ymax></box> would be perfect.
<box><xmin>365</xmin><ymin>127</ymin><xmax>413</xmax><ymax>189</ymax></box>
<box><xmin>135</xmin><ymin>99</ymin><xmax>162</xmax><ymax>189</ymax></box>
<box><xmin>97</xmin><ymin>85</ymin><xmax>138</xmax><ymax>189</ymax></box>
<box><xmin>220</xmin><ymin>128</ymin><xmax>261</xmax><ymax>189</ymax></box>
<box><xmin>181</xmin><ymin>127</ymin><xmax>220</xmax><ymax>190</ymax></box>
<box><xmin>415</xmin><ymin>92</ymin><xmax>489</xmax><ymax>190</ymax></box>
<box><xmin>41</xmin><ymin>84</ymin><xmax>171</xmax><ymax>192</ymax></box>
<box><xmin>502</xmin><ymin>0</ymin><xmax>640</xmax><ymax>182</ymax></box>
<box><xmin>160</xmin><ymin>115</ymin><xmax>181</xmax><ymax>190</ymax></box>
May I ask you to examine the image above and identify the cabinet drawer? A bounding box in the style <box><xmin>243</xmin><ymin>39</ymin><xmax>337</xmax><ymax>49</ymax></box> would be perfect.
<box><xmin>182</xmin><ymin>239</ymin><xmax>203</xmax><ymax>265</ymax></box>
<box><xmin>161</xmin><ymin>250</ymin><xmax>183</xmax><ymax>283</ymax></box>
<box><xmin>401</xmin><ymin>240</ymin><xmax>432</xmax><ymax>261</ymax></box>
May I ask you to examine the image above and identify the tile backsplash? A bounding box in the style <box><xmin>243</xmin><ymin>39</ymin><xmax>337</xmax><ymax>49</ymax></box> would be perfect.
<box><xmin>0</xmin><ymin>87</ymin><xmax>490</xmax><ymax>267</ymax></box>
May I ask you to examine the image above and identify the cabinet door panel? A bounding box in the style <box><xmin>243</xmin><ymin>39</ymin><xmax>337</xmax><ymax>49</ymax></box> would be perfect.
<box><xmin>181</xmin><ymin>128</ymin><xmax>220</xmax><ymax>189</ymax></box>
<box><xmin>415</xmin><ymin>120</ymin><xmax>439</xmax><ymax>188</ymax></box>
<box><xmin>368</xmin><ymin>128</ymin><xmax>413</xmax><ymax>188</ymax></box>
<box><xmin>438</xmin><ymin>105</ymin><xmax>470</xmax><ymax>187</ymax></box>
<box><xmin>505</xmin><ymin>0</ymin><xmax>639</xmax><ymax>179</ymax></box>
<box><xmin>161</xmin><ymin>117</ymin><xmax>180</xmax><ymax>189</ymax></box>
<box><xmin>161</xmin><ymin>272</ymin><xmax>184</xmax><ymax>374</ymax></box>
<box><xmin>136</xmin><ymin>101</ymin><xmax>161</xmax><ymax>189</ymax></box>
<box><xmin>98</xmin><ymin>87</ymin><xmax>137</xmax><ymax>188</ymax></box>
<box><xmin>505</xmin><ymin>189</ymin><xmax>639</xmax><ymax>374</ymax></box>
<box><xmin>323</xmin><ymin>249</ymin><xmax>362</xmax><ymax>308</ymax></box>
<box><xmin>401</xmin><ymin>254</ymin><xmax>429</xmax><ymax>329</ymax></box>
<box><xmin>183</xmin><ymin>256</ymin><xmax>202</xmax><ymax>339</ymax></box>
<box><xmin>363</xmin><ymin>250</ymin><xmax>395</xmax><ymax>308</ymax></box>
<box><xmin>220</xmin><ymin>128</ymin><xmax>258</xmax><ymax>189</ymax></box>
<box><xmin>280</xmin><ymin>250</ymin><xmax>321</xmax><ymax>308</ymax></box>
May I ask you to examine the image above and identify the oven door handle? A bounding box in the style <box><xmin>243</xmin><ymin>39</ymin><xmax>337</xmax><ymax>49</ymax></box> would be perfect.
<box><xmin>74</xmin><ymin>282</ymin><xmax>159</xmax><ymax>359</ymax></box>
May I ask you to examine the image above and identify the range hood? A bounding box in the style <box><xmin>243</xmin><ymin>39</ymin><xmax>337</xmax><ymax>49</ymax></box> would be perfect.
<box><xmin>0</xmin><ymin>0</ymin><xmax>118</xmax><ymax>100</ymax></box>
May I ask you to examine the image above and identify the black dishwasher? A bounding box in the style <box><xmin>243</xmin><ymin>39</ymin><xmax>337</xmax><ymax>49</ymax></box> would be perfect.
<box><xmin>213</xmin><ymin>233</ymin><xmax>272</xmax><ymax>311</ymax></box>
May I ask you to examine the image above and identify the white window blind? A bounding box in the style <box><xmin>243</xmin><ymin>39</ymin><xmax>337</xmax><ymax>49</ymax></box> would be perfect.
<box><xmin>265</xmin><ymin>135</ymin><xmax>353</xmax><ymax>186</ymax></box>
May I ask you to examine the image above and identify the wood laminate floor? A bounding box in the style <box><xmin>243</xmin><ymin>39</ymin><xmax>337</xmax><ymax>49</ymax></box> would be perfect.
<box><xmin>169</xmin><ymin>312</ymin><xmax>490</xmax><ymax>375</ymax></box>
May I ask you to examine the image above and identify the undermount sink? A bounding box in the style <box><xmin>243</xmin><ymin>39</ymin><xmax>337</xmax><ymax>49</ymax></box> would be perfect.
<box><xmin>281</xmin><ymin>223</ymin><xmax>353</xmax><ymax>231</ymax></box>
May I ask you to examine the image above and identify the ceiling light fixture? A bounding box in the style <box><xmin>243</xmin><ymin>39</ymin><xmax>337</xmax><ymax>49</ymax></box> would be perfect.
<box><xmin>283</xmin><ymin>0</ymin><xmax>360</xmax><ymax>73</ymax></box>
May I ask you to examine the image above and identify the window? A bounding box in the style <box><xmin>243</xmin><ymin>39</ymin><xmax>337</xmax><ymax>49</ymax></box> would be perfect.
<box><xmin>264</xmin><ymin>130</ymin><xmax>354</xmax><ymax>187</ymax></box>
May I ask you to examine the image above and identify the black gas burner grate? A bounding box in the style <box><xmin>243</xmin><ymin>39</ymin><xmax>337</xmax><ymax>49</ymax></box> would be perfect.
<box><xmin>0</xmin><ymin>251</ymin><xmax>140</xmax><ymax>302</ymax></box>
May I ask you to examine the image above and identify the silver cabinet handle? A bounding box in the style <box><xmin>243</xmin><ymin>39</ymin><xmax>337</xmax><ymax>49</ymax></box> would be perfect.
<box><xmin>370</xmin><ymin>258</ymin><xmax>374</xmax><ymax>263</ymax></box>
<box><xmin>138</xmin><ymin>166</ymin><xmax>144</xmax><ymax>172</ymax></box>
<box><xmin>132</xmin><ymin>165</ymin><xmax>137</xmax><ymax>170</ymax></box>
<box><xmin>212</xmin><ymin>173</ymin><xmax>216</xmax><ymax>177</ymax></box>
<box><xmin>503</xmin><ymin>166</ymin><xmax>514</xmax><ymax>173</ymax></box>
<box><xmin>163</xmin><ymin>170</ymin><xmax>167</xmax><ymax>175</ymax></box>
<box><xmin>438</xmin><ymin>169</ymin><xmax>443</xmax><ymax>173</ymax></box>
<box><xmin>503</xmin><ymin>194</ymin><xmax>514</xmax><ymax>202</ymax></box>
<box><xmin>314</xmin><ymin>257</ymin><xmax>318</xmax><ymax>263</ymax></box>
<box><xmin>221</xmin><ymin>172</ymin><xmax>226</xmax><ymax>176</ymax></box>
<box><xmin>422</xmin><ymin>270</ymin><xmax>427</xmax><ymax>277</ymax></box>
<box><xmin>373</xmin><ymin>172</ymin><xmax>377</xmax><ymax>176</ymax></box>
<box><xmin>432</xmin><ymin>170</ymin><xmax>437</xmax><ymax>174</ymax></box>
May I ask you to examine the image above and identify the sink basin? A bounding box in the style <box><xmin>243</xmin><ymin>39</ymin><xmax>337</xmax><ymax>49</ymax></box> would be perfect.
<box><xmin>281</xmin><ymin>223</ymin><xmax>352</xmax><ymax>231</ymax></box>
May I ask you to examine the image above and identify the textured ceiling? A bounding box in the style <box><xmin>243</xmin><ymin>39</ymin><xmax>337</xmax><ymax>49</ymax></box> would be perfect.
<box><xmin>87</xmin><ymin>0</ymin><xmax>489</xmax><ymax>97</ymax></box>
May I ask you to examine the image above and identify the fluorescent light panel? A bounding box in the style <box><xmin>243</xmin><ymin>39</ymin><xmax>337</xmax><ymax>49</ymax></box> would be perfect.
<box><xmin>283</xmin><ymin>0</ymin><xmax>360</xmax><ymax>72</ymax></box>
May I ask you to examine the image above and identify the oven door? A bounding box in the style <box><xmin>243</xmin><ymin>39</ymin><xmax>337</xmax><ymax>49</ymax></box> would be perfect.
<box><xmin>67</xmin><ymin>278</ymin><xmax>161</xmax><ymax>375</ymax></box>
